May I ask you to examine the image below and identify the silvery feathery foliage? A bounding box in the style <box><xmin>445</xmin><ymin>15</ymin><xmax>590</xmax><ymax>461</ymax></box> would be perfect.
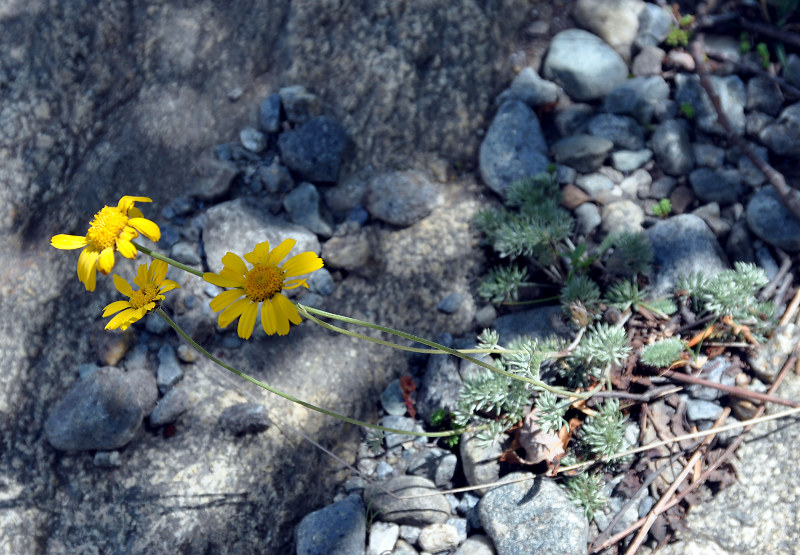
<box><xmin>560</xmin><ymin>273</ymin><xmax>602</xmax><ymax>320</ymax></box>
<box><xmin>677</xmin><ymin>262</ymin><xmax>775</xmax><ymax>336</ymax></box>
<box><xmin>477</xmin><ymin>264</ymin><xmax>529</xmax><ymax>304</ymax></box>
<box><xmin>640</xmin><ymin>337</ymin><xmax>686</xmax><ymax>368</ymax></box>
<box><xmin>475</xmin><ymin>175</ymin><xmax>573</xmax><ymax>264</ymax></box>
<box><xmin>563</xmin><ymin>324</ymin><xmax>631</xmax><ymax>385</ymax></box>
<box><xmin>452</xmin><ymin>368</ymin><xmax>530</xmax><ymax>442</ymax></box>
<box><xmin>599</xmin><ymin>231</ymin><xmax>654</xmax><ymax>278</ymax></box>
<box><xmin>604</xmin><ymin>279</ymin><xmax>677</xmax><ymax>318</ymax></box>
<box><xmin>579</xmin><ymin>399</ymin><xmax>630</xmax><ymax>458</ymax></box>
<box><xmin>534</xmin><ymin>390</ymin><xmax>569</xmax><ymax>434</ymax></box>
<box><xmin>563</xmin><ymin>472</ymin><xmax>608</xmax><ymax>521</ymax></box>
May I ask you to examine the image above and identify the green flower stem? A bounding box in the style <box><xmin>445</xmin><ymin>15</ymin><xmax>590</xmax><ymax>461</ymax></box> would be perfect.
<box><xmin>299</xmin><ymin>304</ymin><xmax>594</xmax><ymax>400</ymax></box>
<box><xmin>156</xmin><ymin>308</ymin><xmax>464</xmax><ymax>438</ymax></box>
<box><xmin>134</xmin><ymin>241</ymin><xmax>204</xmax><ymax>278</ymax></box>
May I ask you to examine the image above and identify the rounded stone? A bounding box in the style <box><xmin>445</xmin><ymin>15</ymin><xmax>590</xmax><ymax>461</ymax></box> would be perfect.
<box><xmin>746</xmin><ymin>186</ymin><xmax>800</xmax><ymax>252</ymax></box>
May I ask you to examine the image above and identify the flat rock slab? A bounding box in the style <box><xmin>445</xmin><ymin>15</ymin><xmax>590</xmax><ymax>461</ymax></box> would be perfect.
<box><xmin>364</xmin><ymin>475</ymin><xmax>451</xmax><ymax>526</ymax></box>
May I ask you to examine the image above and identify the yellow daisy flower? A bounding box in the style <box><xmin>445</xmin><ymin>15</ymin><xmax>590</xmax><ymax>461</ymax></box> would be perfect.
<box><xmin>51</xmin><ymin>195</ymin><xmax>161</xmax><ymax>291</ymax></box>
<box><xmin>103</xmin><ymin>260</ymin><xmax>180</xmax><ymax>331</ymax></box>
<box><xmin>204</xmin><ymin>239</ymin><xmax>324</xmax><ymax>339</ymax></box>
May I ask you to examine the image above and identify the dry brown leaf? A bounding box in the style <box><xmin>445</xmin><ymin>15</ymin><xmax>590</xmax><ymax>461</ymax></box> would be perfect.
<box><xmin>517</xmin><ymin>408</ymin><xmax>567</xmax><ymax>466</ymax></box>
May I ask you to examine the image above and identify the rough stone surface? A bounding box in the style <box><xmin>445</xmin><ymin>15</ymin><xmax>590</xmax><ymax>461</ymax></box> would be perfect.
<box><xmin>295</xmin><ymin>494</ymin><xmax>366</xmax><ymax>555</ymax></box>
<box><xmin>366</xmin><ymin>170</ymin><xmax>440</xmax><ymax>227</ymax></box>
<box><xmin>646</xmin><ymin>214</ymin><xmax>729</xmax><ymax>298</ymax></box>
<box><xmin>746</xmin><ymin>186</ymin><xmax>800</xmax><ymax>252</ymax></box>
<box><xmin>573</xmin><ymin>0</ymin><xmax>645</xmax><ymax>61</ymax></box>
<box><xmin>479</xmin><ymin>101</ymin><xmax>550</xmax><ymax>196</ymax></box>
<box><xmin>364</xmin><ymin>476</ymin><xmax>451</xmax><ymax>526</ymax></box>
<box><xmin>479</xmin><ymin>473</ymin><xmax>588</xmax><ymax>555</ymax></box>
<box><xmin>543</xmin><ymin>29</ymin><xmax>629</xmax><ymax>101</ymax></box>
<box><xmin>44</xmin><ymin>366</ymin><xmax>144</xmax><ymax>452</ymax></box>
<box><xmin>551</xmin><ymin>134</ymin><xmax>614</xmax><ymax>173</ymax></box>
<box><xmin>651</xmin><ymin>119</ymin><xmax>695</xmax><ymax>176</ymax></box>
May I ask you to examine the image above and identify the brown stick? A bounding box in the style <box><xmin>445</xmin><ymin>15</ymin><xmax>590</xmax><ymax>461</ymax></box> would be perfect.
<box><xmin>691</xmin><ymin>36</ymin><xmax>800</xmax><ymax>225</ymax></box>
<box><xmin>657</xmin><ymin>368</ymin><xmax>800</xmax><ymax>408</ymax></box>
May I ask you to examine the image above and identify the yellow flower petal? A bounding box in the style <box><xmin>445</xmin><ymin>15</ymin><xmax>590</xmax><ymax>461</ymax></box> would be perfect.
<box><xmin>51</xmin><ymin>234</ymin><xmax>88</xmax><ymax>250</ymax></box>
<box><xmin>127</xmin><ymin>207</ymin><xmax>144</xmax><ymax>219</ymax></box>
<box><xmin>116</xmin><ymin>237</ymin><xmax>137</xmax><ymax>259</ymax></box>
<box><xmin>218</xmin><ymin>297</ymin><xmax>251</xmax><ymax>328</ymax></box>
<box><xmin>159</xmin><ymin>280</ymin><xmax>180</xmax><ymax>294</ymax></box>
<box><xmin>105</xmin><ymin>307</ymin><xmax>141</xmax><ymax>330</ymax></box>
<box><xmin>274</xmin><ymin>292</ymin><xmax>302</xmax><ymax>325</ymax></box>
<box><xmin>203</xmin><ymin>272</ymin><xmax>244</xmax><ymax>288</ymax></box>
<box><xmin>102</xmin><ymin>300</ymin><xmax>133</xmax><ymax>317</ymax></box>
<box><xmin>237</xmin><ymin>301</ymin><xmax>259</xmax><ymax>339</ymax></box>
<box><xmin>209</xmin><ymin>288</ymin><xmax>246</xmax><ymax>312</ymax></box>
<box><xmin>261</xmin><ymin>298</ymin><xmax>277</xmax><ymax>335</ymax></box>
<box><xmin>149</xmin><ymin>259</ymin><xmax>168</xmax><ymax>283</ymax></box>
<box><xmin>97</xmin><ymin>247</ymin><xmax>116</xmax><ymax>274</ymax></box>
<box><xmin>77</xmin><ymin>248</ymin><xmax>99</xmax><ymax>291</ymax></box>
<box><xmin>266</xmin><ymin>297</ymin><xmax>290</xmax><ymax>336</ymax></box>
<box><xmin>129</xmin><ymin>217</ymin><xmax>160</xmax><ymax>242</ymax></box>
<box><xmin>267</xmin><ymin>239</ymin><xmax>296</xmax><ymax>266</ymax></box>
<box><xmin>283</xmin><ymin>277</ymin><xmax>309</xmax><ymax>290</ymax></box>
<box><xmin>221</xmin><ymin>252</ymin><xmax>248</xmax><ymax>277</ymax></box>
<box><xmin>244</xmin><ymin>241</ymin><xmax>271</xmax><ymax>265</ymax></box>
<box><xmin>113</xmin><ymin>274</ymin><xmax>135</xmax><ymax>297</ymax></box>
<box><xmin>281</xmin><ymin>251</ymin><xmax>324</xmax><ymax>278</ymax></box>
<box><xmin>133</xmin><ymin>263</ymin><xmax>149</xmax><ymax>288</ymax></box>
<box><xmin>118</xmin><ymin>196</ymin><xmax>152</xmax><ymax>212</ymax></box>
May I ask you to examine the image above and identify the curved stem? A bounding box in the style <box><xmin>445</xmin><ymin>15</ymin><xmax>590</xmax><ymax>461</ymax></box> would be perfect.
<box><xmin>133</xmin><ymin>241</ymin><xmax>204</xmax><ymax>278</ymax></box>
<box><xmin>298</xmin><ymin>304</ymin><xmax>594</xmax><ymax>400</ymax></box>
<box><xmin>156</xmin><ymin>308</ymin><xmax>465</xmax><ymax>438</ymax></box>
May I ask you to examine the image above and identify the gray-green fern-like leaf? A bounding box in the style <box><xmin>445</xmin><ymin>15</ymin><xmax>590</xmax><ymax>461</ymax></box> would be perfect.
<box><xmin>640</xmin><ymin>337</ymin><xmax>686</xmax><ymax>367</ymax></box>
<box><xmin>535</xmin><ymin>390</ymin><xmax>568</xmax><ymax>434</ymax></box>
<box><xmin>580</xmin><ymin>399</ymin><xmax>630</xmax><ymax>458</ymax></box>
<box><xmin>563</xmin><ymin>472</ymin><xmax>608</xmax><ymax>521</ymax></box>
<box><xmin>478</xmin><ymin>265</ymin><xmax>529</xmax><ymax>304</ymax></box>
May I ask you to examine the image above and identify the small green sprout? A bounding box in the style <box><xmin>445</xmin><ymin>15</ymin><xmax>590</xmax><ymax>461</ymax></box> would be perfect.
<box><xmin>652</xmin><ymin>198</ymin><xmax>672</xmax><ymax>219</ymax></box>
<box><xmin>680</xmin><ymin>102</ymin><xmax>696</xmax><ymax>120</ymax></box>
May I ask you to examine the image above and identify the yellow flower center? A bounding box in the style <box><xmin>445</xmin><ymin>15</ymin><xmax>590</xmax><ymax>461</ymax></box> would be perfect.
<box><xmin>243</xmin><ymin>265</ymin><xmax>284</xmax><ymax>302</ymax></box>
<box><xmin>129</xmin><ymin>284</ymin><xmax>161</xmax><ymax>309</ymax></box>
<box><xmin>86</xmin><ymin>206</ymin><xmax>130</xmax><ymax>250</ymax></box>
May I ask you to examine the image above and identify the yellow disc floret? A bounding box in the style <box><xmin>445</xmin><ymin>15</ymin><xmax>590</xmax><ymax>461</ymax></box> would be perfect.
<box><xmin>243</xmin><ymin>265</ymin><xmax>284</xmax><ymax>302</ymax></box>
<box><xmin>86</xmin><ymin>206</ymin><xmax>130</xmax><ymax>250</ymax></box>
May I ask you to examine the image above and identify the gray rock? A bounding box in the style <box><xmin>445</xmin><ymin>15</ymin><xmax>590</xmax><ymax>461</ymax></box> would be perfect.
<box><xmin>746</xmin><ymin>76</ymin><xmax>783</xmax><ymax>116</ymax></box>
<box><xmin>635</xmin><ymin>2</ymin><xmax>674</xmax><ymax>50</ymax></box>
<box><xmin>284</xmin><ymin>182</ymin><xmax>333</xmax><ymax>237</ymax></box>
<box><xmin>543</xmin><ymin>29</ymin><xmax>628</xmax><ymax>101</ymax></box>
<box><xmin>366</xmin><ymin>170</ymin><xmax>439</xmax><ymax>226</ymax></box>
<box><xmin>687</xmin><ymin>357</ymin><xmax>735</xmax><ymax>401</ymax></box>
<box><xmin>125</xmin><ymin>366</ymin><xmax>159</xmax><ymax>417</ymax></box>
<box><xmin>307</xmin><ymin>267</ymin><xmax>334</xmax><ymax>296</ymax></box>
<box><xmin>573</xmin><ymin>0</ymin><xmax>645</xmax><ymax>61</ymax></box>
<box><xmin>239</xmin><ymin>127</ymin><xmax>267</xmax><ymax>153</ymax></box>
<box><xmin>575</xmin><ymin>173</ymin><xmax>614</xmax><ymax>199</ymax></box>
<box><xmin>416</xmin><ymin>353</ymin><xmax>461</xmax><ymax>423</ymax></box>
<box><xmin>380</xmin><ymin>379</ymin><xmax>408</xmax><ymax>417</ymax></box>
<box><xmin>575</xmin><ymin>203</ymin><xmax>602</xmax><ymax>235</ymax></box>
<box><xmin>169</xmin><ymin>241</ymin><xmax>202</xmax><ymax>266</ymax></box>
<box><xmin>604</xmin><ymin>76</ymin><xmax>670</xmax><ymax>124</ymax></box>
<box><xmin>494</xmin><ymin>305</ymin><xmax>566</xmax><ymax>344</ymax></box>
<box><xmin>364</xmin><ymin>476</ymin><xmax>451</xmax><ymax>526</ymax></box>
<box><xmin>437</xmin><ymin>292</ymin><xmax>464</xmax><ymax>314</ymax></box>
<box><xmin>479</xmin><ymin>101</ymin><xmax>549</xmax><ymax>196</ymax></box>
<box><xmin>746</xmin><ymin>110</ymin><xmax>774</xmax><ymax>138</ymax></box>
<box><xmin>257</xmin><ymin>162</ymin><xmax>294</xmax><ymax>194</ymax></box>
<box><xmin>675</xmin><ymin>74</ymin><xmax>746</xmax><ymax>136</ymax></box>
<box><xmin>455</xmin><ymin>535</ymin><xmax>496</xmax><ymax>555</ymax></box>
<box><xmin>692</xmin><ymin>143</ymin><xmax>726</xmax><ymax>168</ymax></box>
<box><xmin>648</xmin><ymin>176</ymin><xmax>677</xmax><ymax>199</ymax></box>
<box><xmin>783</xmin><ymin>53</ymin><xmax>800</xmax><ymax>87</ymax></box>
<box><xmin>278</xmin><ymin>85</ymin><xmax>321</xmax><ymax>124</ymax></box>
<box><xmin>156</xmin><ymin>344</ymin><xmax>183</xmax><ymax>394</ymax></box>
<box><xmin>44</xmin><ymin>366</ymin><xmax>143</xmax><ymax>452</ymax></box>
<box><xmin>367</xmin><ymin>521</ymin><xmax>399</xmax><ymax>555</ymax></box>
<box><xmin>646</xmin><ymin>214</ymin><xmax>729</xmax><ymax>297</ymax></box>
<box><xmin>759</xmin><ymin>103</ymin><xmax>800</xmax><ymax>157</ymax></box>
<box><xmin>692</xmin><ymin>203</ymin><xmax>731</xmax><ymax>237</ymax></box>
<box><xmin>381</xmin><ymin>415</ymin><xmax>424</xmax><ymax>448</ymax></box>
<box><xmin>686</xmin><ymin>399</ymin><xmax>724</xmax><ymax>422</ymax></box>
<box><xmin>149</xmin><ymin>386</ymin><xmax>190</xmax><ymax>427</ymax></box>
<box><xmin>554</xmin><ymin>103</ymin><xmax>595</xmax><ymax>137</ymax></box>
<box><xmin>734</xmin><ymin>144</ymin><xmax>768</xmax><ymax>187</ymax></box>
<box><xmin>460</xmin><ymin>432</ymin><xmax>510</xmax><ymax>495</ymax></box>
<box><xmin>651</xmin><ymin>119</ymin><xmax>695</xmax><ymax>176</ymax></box>
<box><xmin>259</xmin><ymin>92</ymin><xmax>282</xmax><ymax>133</ymax></box>
<box><xmin>749</xmin><ymin>323</ymin><xmax>800</xmax><ymax>382</ymax></box>
<box><xmin>688</xmin><ymin>168</ymin><xmax>741</xmax><ymax>205</ymax></box>
<box><xmin>611</xmin><ymin>149</ymin><xmax>653</xmax><ymax>172</ymax></box>
<box><xmin>601</xmin><ymin>200</ymin><xmax>645</xmax><ymax>234</ymax></box>
<box><xmin>408</xmin><ymin>448</ymin><xmax>458</xmax><ymax>487</ymax></box>
<box><xmin>203</xmin><ymin>197</ymin><xmax>321</xmax><ymax>274</ymax></box>
<box><xmin>479</xmin><ymin>473</ymin><xmax>588</xmax><ymax>555</ymax></box>
<box><xmin>496</xmin><ymin>67</ymin><xmax>560</xmax><ymax>107</ymax></box>
<box><xmin>726</xmin><ymin>220</ymin><xmax>756</xmax><ymax>263</ymax></box>
<box><xmin>746</xmin><ymin>186</ymin><xmax>800</xmax><ymax>252</ymax></box>
<box><xmin>296</xmin><ymin>494</ymin><xmax>366</xmax><ymax>555</ymax></box>
<box><xmin>418</xmin><ymin>522</ymin><xmax>460</xmax><ymax>553</ymax></box>
<box><xmin>323</xmin><ymin>173</ymin><xmax>369</xmax><ymax>214</ymax></box>
<box><xmin>619</xmin><ymin>168</ymin><xmax>652</xmax><ymax>198</ymax></box>
<box><xmin>278</xmin><ymin>116</ymin><xmax>348</xmax><ymax>182</ymax></box>
<box><xmin>587</xmin><ymin>113</ymin><xmax>645</xmax><ymax>150</ymax></box>
<box><xmin>93</xmin><ymin>451</ymin><xmax>122</xmax><ymax>468</ymax></box>
<box><xmin>219</xmin><ymin>403</ymin><xmax>270</xmax><ymax>435</ymax></box>
<box><xmin>632</xmin><ymin>45</ymin><xmax>665</xmax><ymax>76</ymax></box>
<box><xmin>551</xmin><ymin>134</ymin><xmax>613</xmax><ymax>173</ymax></box>
<box><xmin>321</xmin><ymin>231</ymin><xmax>375</xmax><ymax>275</ymax></box>
<box><xmin>189</xmin><ymin>156</ymin><xmax>240</xmax><ymax>201</ymax></box>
